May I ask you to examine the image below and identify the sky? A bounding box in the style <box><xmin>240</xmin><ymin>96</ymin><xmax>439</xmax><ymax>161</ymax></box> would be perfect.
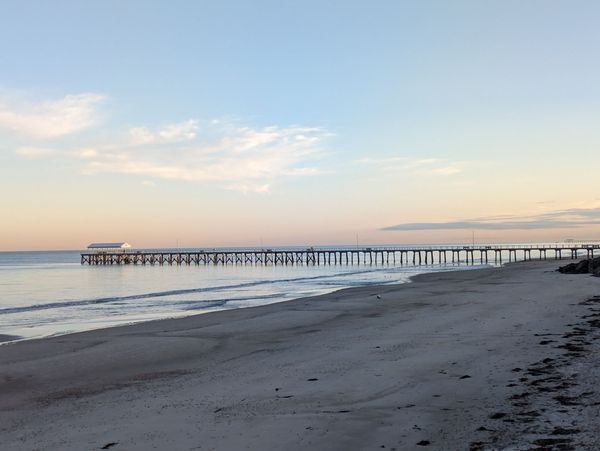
<box><xmin>1</xmin><ymin>0</ymin><xmax>600</xmax><ymax>251</ymax></box>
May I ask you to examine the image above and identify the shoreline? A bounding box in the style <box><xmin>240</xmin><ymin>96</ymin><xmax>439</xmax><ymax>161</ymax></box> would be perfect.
<box><xmin>1</xmin><ymin>260</ymin><xmax>599</xmax><ymax>450</ymax></box>
<box><xmin>0</xmin><ymin>262</ymin><xmax>487</xmax><ymax>345</ymax></box>
<box><xmin>0</xmin><ymin>333</ymin><xmax>21</xmax><ymax>343</ymax></box>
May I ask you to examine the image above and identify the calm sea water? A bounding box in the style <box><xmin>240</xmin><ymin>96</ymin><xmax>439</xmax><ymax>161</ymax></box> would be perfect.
<box><xmin>0</xmin><ymin>248</ymin><xmax>489</xmax><ymax>341</ymax></box>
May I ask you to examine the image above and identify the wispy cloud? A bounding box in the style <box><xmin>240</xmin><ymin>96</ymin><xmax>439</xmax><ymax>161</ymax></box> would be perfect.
<box><xmin>5</xmin><ymin>91</ymin><xmax>330</xmax><ymax>193</ymax></box>
<box><xmin>226</xmin><ymin>183</ymin><xmax>271</xmax><ymax>194</ymax></box>
<box><xmin>0</xmin><ymin>93</ymin><xmax>104</xmax><ymax>139</ymax></box>
<box><xmin>158</xmin><ymin>119</ymin><xmax>198</xmax><ymax>141</ymax></box>
<box><xmin>382</xmin><ymin>207</ymin><xmax>600</xmax><ymax>231</ymax></box>
<box><xmin>356</xmin><ymin>156</ymin><xmax>470</xmax><ymax>176</ymax></box>
<box><xmin>84</xmin><ymin>121</ymin><xmax>329</xmax><ymax>191</ymax></box>
<box><xmin>15</xmin><ymin>146</ymin><xmax>55</xmax><ymax>158</ymax></box>
<box><xmin>129</xmin><ymin>120</ymin><xmax>199</xmax><ymax>145</ymax></box>
<box><xmin>421</xmin><ymin>163</ymin><xmax>462</xmax><ymax>176</ymax></box>
<box><xmin>129</xmin><ymin>127</ymin><xmax>155</xmax><ymax>145</ymax></box>
<box><xmin>75</xmin><ymin>148</ymin><xmax>98</xmax><ymax>159</ymax></box>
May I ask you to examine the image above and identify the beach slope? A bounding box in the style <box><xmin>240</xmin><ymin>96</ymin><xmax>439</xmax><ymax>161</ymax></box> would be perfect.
<box><xmin>1</xmin><ymin>260</ymin><xmax>599</xmax><ymax>450</ymax></box>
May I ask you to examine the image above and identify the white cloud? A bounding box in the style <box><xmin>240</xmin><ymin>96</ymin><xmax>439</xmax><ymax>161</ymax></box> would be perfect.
<box><xmin>0</xmin><ymin>93</ymin><xmax>104</xmax><ymax>138</ymax></box>
<box><xmin>128</xmin><ymin>120</ymin><xmax>199</xmax><ymax>145</ymax></box>
<box><xmin>129</xmin><ymin>127</ymin><xmax>155</xmax><ymax>145</ymax></box>
<box><xmin>2</xmin><ymin>90</ymin><xmax>329</xmax><ymax>193</ymax></box>
<box><xmin>158</xmin><ymin>119</ymin><xmax>198</xmax><ymax>141</ymax></box>
<box><xmin>417</xmin><ymin>163</ymin><xmax>463</xmax><ymax>176</ymax></box>
<box><xmin>404</xmin><ymin>158</ymin><xmax>443</xmax><ymax>168</ymax></box>
<box><xmin>227</xmin><ymin>183</ymin><xmax>271</xmax><ymax>194</ymax></box>
<box><xmin>76</xmin><ymin>148</ymin><xmax>97</xmax><ymax>159</ymax></box>
<box><xmin>357</xmin><ymin>155</ymin><xmax>470</xmax><ymax>176</ymax></box>
<box><xmin>82</xmin><ymin>121</ymin><xmax>328</xmax><ymax>192</ymax></box>
<box><xmin>15</xmin><ymin>146</ymin><xmax>55</xmax><ymax>158</ymax></box>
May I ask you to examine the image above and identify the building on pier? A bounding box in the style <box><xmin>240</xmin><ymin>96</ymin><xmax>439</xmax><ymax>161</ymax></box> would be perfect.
<box><xmin>87</xmin><ymin>242</ymin><xmax>131</xmax><ymax>253</ymax></box>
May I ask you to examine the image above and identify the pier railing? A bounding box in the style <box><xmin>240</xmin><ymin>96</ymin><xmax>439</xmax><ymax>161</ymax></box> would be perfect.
<box><xmin>81</xmin><ymin>244</ymin><xmax>600</xmax><ymax>266</ymax></box>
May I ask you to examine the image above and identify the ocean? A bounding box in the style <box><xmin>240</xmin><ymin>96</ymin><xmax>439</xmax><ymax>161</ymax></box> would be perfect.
<box><xmin>0</xmin><ymin>247</ymin><xmax>491</xmax><ymax>341</ymax></box>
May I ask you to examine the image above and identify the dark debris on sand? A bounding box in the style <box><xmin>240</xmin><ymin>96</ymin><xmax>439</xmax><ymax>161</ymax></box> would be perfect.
<box><xmin>470</xmin><ymin>293</ymin><xmax>600</xmax><ymax>451</ymax></box>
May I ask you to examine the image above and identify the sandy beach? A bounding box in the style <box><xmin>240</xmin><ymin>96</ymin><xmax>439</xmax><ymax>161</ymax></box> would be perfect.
<box><xmin>1</xmin><ymin>260</ymin><xmax>600</xmax><ymax>451</ymax></box>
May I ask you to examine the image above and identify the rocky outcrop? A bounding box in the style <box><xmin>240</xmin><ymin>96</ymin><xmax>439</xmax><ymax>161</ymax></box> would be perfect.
<box><xmin>590</xmin><ymin>258</ymin><xmax>600</xmax><ymax>277</ymax></box>
<box><xmin>558</xmin><ymin>257</ymin><xmax>600</xmax><ymax>277</ymax></box>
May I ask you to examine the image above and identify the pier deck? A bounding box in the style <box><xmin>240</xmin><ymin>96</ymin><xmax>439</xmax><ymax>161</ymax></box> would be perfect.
<box><xmin>81</xmin><ymin>244</ymin><xmax>600</xmax><ymax>266</ymax></box>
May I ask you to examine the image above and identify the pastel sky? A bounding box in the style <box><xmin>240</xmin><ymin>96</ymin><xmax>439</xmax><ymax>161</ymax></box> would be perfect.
<box><xmin>2</xmin><ymin>0</ymin><xmax>600</xmax><ymax>251</ymax></box>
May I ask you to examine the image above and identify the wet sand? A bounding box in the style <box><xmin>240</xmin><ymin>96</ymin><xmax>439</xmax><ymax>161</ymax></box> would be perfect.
<box><xmin>0</xmin><ymin>334</ymin><xmax>21</xmax><ymax>343</ymax></box>
<box><xmin>1</xmin><ymin>260</ymin><xmax>599</xmax><ymax>450</ymax></box>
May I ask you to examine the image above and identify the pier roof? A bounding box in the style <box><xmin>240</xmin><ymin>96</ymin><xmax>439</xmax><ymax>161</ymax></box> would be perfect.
<box><xmin>87</xmin><ymin>242</ymin><xmax>131</xmax><ymax>249</ymax></box>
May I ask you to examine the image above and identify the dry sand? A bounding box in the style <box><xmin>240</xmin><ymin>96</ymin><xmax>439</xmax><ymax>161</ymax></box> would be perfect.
<box><xmin>1</xmin><ymin>260</ymin><xmax>600</xmax><ymax>451</ymax></box>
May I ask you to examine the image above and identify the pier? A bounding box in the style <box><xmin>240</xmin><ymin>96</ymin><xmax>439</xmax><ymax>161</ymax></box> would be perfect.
<box><xmin>81</xmin><ymin>244</ymin><xmax>600</xmax><ymax>266</ymax></box>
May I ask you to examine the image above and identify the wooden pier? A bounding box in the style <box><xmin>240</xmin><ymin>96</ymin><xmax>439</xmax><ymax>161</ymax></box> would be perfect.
<box><xmin>81</xmin><ymin>244</ymin><xmax>600</xmax><ymax>266</ymax></box>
